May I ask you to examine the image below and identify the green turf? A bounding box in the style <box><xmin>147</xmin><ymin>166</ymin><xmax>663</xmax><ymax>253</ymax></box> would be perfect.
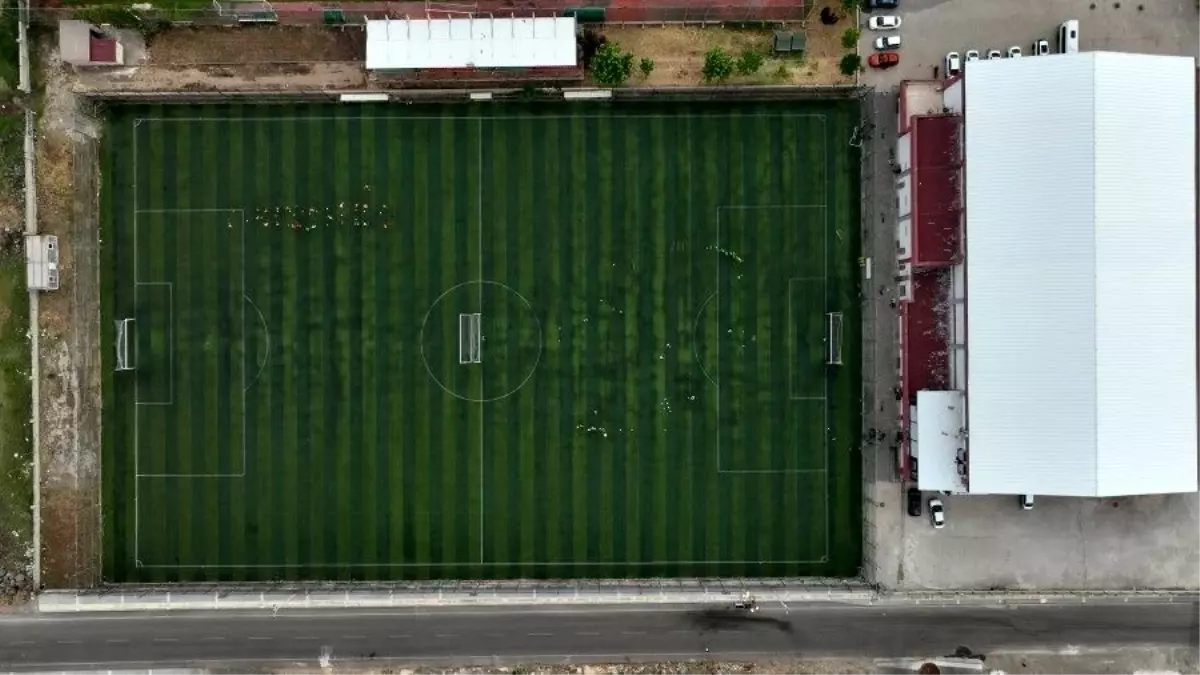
<box><xmin>100</xmin><ymin>101</ymin><xmax>863</xmax><ymax>582</ymax></box>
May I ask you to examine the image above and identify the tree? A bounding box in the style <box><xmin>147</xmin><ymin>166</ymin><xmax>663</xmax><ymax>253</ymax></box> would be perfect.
<box><xmin>638</xmin><ymin>57</ymin><xmax>655</xmax><ymax>78</ymax></box>
<box><xmin>841</xmin><ymin>27</ymin><xmax>860</xmax><ymax>50</ymax></box>
<box><xmin>702</xmin><ymin>47</ymin><xmax>735</xmax><ymax>83</ymax></box>
<box><xmin>839</xmin><ymin>53</ymin><xmax>862</xmax><ymax>76</ymax></box>
<box><xmin>736</xmin><ymin>50</ymin><xmax>764</xmax><ymax>76</ymax></box>
<box><xmin>590</xmin><ymin>42</ymin><xmax>634</xmax><ymax>86</ymax></box>
<box><xmin>840</xmin><ymin>0</ymin><xmax>859</xmax><ymax>14</ymax></box>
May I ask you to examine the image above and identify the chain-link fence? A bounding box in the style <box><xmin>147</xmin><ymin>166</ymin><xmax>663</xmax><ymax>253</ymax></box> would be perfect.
<box><xmin>27</xmin><ymin>0</ymin><xmax>811</xmax><ymax>27</ymax></box>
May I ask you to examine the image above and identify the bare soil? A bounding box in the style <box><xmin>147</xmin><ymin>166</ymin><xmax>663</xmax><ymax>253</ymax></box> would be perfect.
<box><xmin>145</xmin><ymin>25</ymin><xmax>365</xmax><ymax>65</ymax></box>
<box><xmin>73</xmin><ymin>62</ymin><xmax>367</xmax><ymax>93</ymax></box>
<box><xmin>36</xmin><ymin>39</ymin><xmax>103</xmax><ymax>589</ymax></box>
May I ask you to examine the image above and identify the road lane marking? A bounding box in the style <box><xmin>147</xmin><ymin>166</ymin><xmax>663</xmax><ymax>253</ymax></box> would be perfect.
<box><xmin>527</xmin><ymin>632</ymin><xmax>554</xmax><ymax>637</ymax></box>
<box><xmin>621</xmin><ymin>631</ymin><xmax>646</xmax><ymax>635</ymax></box>
<box><xmin>105</xmin><ymin>639</ymin><xmax>130</xmax><ymax>644</ymax></box>
<box><xmin>293</xmin><ymin>636</ymin><xmax>319</xmax><ymax>641</ymax></box>
<box><xmin>202</xmin><ymin>636</ymin><xmax>226</xmax><ymax>641</ymax></box>
<box><xmin>575</xmin><ymin>632</ymin><xmax>600</xmax><ymax>636</ymax></box>
<box><xmin>342</xmin><ymin>635</ymin><xmax>366</xmax><ymax>640</ymax></box>
<box><xmin>56</xmin><ymin>640</ymin><xmax>83</xmax><ymax>645</ymax></box>
<box><xmin>153</xmin><ymin>637</ymin><xmax>179</xmax><ymax>643</ymax></box>
<box><xmin>247</xmin><ymin>636</ymin><xmax>273</xmax><ymax>641</ymax></box>
<box><xmin>435</xmin><ymin>633</ymin><xmax>458</xmax><ymax>638</ymax></box>
<box><xmin>388</xmin><ymin>634</ymin><xmax>412</xmax><ymax>639</ymax></box>
<box><xmin>10</xmin><ymin>641</ymin><xmax>35</xmax><ymax>646</ymax></box>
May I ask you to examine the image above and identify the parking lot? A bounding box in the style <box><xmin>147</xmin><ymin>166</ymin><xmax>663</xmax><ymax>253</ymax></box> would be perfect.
<box><xmin>856</xmin><ymin>0</ymin><xmax>1200</xmax><ymax>590</ymax></box>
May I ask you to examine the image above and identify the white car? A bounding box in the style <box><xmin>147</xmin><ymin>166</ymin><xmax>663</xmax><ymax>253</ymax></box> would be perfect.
<box><xmin>1007</xmin><ymin>45</ymin><xmax>1022</xmax><ymax>58</ymax></box>
<box><xmin>929</xmin><ymin>498</ymin><xmax>946</xmax><ymax>529</ymax></box>
<box><xmin>944</xmin><ymin>51</ymin><xmax>962</xmax><ymax>76</ymax></box>
<box><xmin>986</xmin><ymin>49</ymin><xmax>1003</xmax><ymax>60</ymax></box>
<box><xmin>874</xmin><ymin>35</ymin><xmax>902</xmax><ymax>50</ymax></box>
<box><xmin>868</xmin><ymin>15</ymin><xmax>902</xmax><ymax>30</ymax></box>
<box><xmin>965</xmin><ymin>49</ymin><xmax>980</xmax><ymax>62</ymax></box>
<box><xmin>1032</xmin><ymin>39</ymin><xmax>1050</xmax><ymax>55</ymax></box>
<box><xmin>1020</xmin><ymin>494</ymin><xmax>1035</xmax><ymax>510</ymax></box>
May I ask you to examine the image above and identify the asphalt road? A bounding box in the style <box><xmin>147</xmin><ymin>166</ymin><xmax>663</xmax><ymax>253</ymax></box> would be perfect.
<box><xmin>1</xmin><ymin>600</ymin><xmax>1196</xmax><ymax>671</ymax></box>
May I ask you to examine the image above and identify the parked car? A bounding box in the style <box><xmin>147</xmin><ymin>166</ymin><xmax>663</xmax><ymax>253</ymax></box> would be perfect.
<box><xmin>868</xmin><ymin>15</ymin><xmax>902</xmax><ymax>29</ymax></box>
<box><xmin>866</xmin><ymin>0</ymin><xmax>899</xmax><ymax>9</ymax></box>
<box><xmin>929</xmin><ymin>498</ymin><xmax>946</xmax><ymax>529</ymax></box>
<box><xmin>1007</xmin><ymin>45</ymin><xmax>1022</xmax><ymax>57</ymax></box>
<box><xmin>1021</xmin><ymin>494</ymin><xmax>1035</xmax><ymax>510</ymax></box>
<box><xmin>945</xmin><ymin>51</ymin><xmax>962</xmax><ymax>76</ymax></box>
<box><xmin>875</xmin><ymin>35</ymin><xmax>902</xmax><ymax>50</ymax></box>
<box><xmin>965</xmin><ymin>49</ymin><xmax>980</xmax><ymax>62</ymax></box>
<box><xmin>1057</xmin><ymin>19</ymin><xmax>1079</xmax><ymax>53</ymax></box>
<box><xmin>986</xmin><ymin>49</ymin><xmax>1003</xmax><ymax>60</ymax></box>
<box><xmin>1032</xmin><ymin>39</ymin><xmax>1050</xmax><ymax>55</ymax></box>
<box><xmin>869</xmin><ymin>52</ymin><xmax>900</xmax><ymax>68</ymax></box>
<box><xmin>907</xmin><ymin>487</ymin><xmax>923</xmax><ymax>517</ymax></box>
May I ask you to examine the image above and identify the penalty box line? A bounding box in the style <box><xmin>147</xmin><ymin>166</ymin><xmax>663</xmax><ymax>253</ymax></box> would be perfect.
<box><xmin>132</xmin><ymin>205</ymin><xmax>248</xmax><ymax>568</ymax></box>
<box><xmin>714</xmin><ymin>197</ymin><xmax>832</xmax><ymax>564</ymax></box>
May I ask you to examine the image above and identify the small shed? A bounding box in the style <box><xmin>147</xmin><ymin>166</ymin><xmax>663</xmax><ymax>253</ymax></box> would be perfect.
<box><xmin>59</xmin><ymin>20</ymin><xmax>125</xmax><ymax>67</ymax></box>
<box><xmin>26</xmin><ymin>235</ymin><xmax>59</xmax><ymax>292</ymax></box>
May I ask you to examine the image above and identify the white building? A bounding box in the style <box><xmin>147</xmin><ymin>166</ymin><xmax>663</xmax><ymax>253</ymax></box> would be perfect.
<box><xmin>897</xmin><ymin>52</ymin><xmax>1198</xmax><ymax>498</ymax></box>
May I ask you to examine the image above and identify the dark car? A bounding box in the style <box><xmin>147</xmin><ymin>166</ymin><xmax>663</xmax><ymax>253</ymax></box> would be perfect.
<box><xmin>907</xmin><ymin>487</ymin><xmax>922</xmax><ymax>517</ymax></box>
<box><xmin>866</xmin><ymin>0</ymin><xmax>899</xmax><ymax>10</ymax></box>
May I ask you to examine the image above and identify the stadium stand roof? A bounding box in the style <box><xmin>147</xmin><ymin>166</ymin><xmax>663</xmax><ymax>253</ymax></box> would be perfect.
<box><xmin>964</xmin><ymin>52</ymin><xmax>1198</xmax><ymax>497</ymax></box>
<box><xmin>365</xmin><ymin>17</ymin><xmax>577</xmax><ymax>70</ymax></box>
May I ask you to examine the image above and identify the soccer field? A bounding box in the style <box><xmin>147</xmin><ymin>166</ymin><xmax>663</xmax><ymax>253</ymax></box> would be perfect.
<box><xmin>100</xmin><ymin>100</ymin><xmax>863</xmax><ymax>582</ymax></box>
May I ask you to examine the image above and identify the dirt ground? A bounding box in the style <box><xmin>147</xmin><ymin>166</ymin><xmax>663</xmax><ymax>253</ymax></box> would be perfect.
<box><xmin>35</xmin><ymin>41</ymin><xmax>103</xmax><ymax>589</ymax></box>
<box><xmin>602</xmin><ymin>1</ymin><xmax>854</xmax><ymax>86</ymax></box>
<box><xmin>145</xmin><ymin>25</ymin><xmax>365</xmax><ymax>65</ymax></box>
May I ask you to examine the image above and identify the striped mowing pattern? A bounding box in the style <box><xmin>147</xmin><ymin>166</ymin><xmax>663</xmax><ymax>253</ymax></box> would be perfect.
<box><xmin>99</xmin><ymin>101</ymin><xmax>863</xmax><ymax>582</ymax></box>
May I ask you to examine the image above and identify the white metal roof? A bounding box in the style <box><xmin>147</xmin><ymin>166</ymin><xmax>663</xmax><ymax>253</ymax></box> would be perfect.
<box><xmin>365</xmin><ymin>17</ymin><xmax>577</xmax><ymax>70</ymax></box>
<box><xmin>913</xmin><ymin>390</ymin><xmax>968</xmax><ymax>493</ymax></box>
<box><xmin>964</xmin><ymin>52</ymin><xmax>1198</xmax><ymax>497</ymax></box>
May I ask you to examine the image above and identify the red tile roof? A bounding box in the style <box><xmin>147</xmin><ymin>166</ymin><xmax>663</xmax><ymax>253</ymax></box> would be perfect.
<box><xmin>911</xmin><ymin>115</ymin><xmax>962</xmax><ymax>268</ymax></box>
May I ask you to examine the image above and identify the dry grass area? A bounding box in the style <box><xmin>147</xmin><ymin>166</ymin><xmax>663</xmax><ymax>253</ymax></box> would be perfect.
<box><xmin>602</xmin><ymin>2</ymin><xmax>854</xmax><ymax>86</ymax></box>
<box><xmin>147</xmin><ymin>25</ymin><xmax>365</xmax><ymax>65</ymax></box>
<box><xmin>271</xmin><ymin>659</ymin><xmax>881</xmax><ymax>674</ymax></box>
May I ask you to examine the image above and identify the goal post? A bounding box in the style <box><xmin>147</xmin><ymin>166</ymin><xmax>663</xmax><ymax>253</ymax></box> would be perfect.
<box><xmin>115</xmin><ymin>317</ymin><xmax>136</xmax><ymax>371</ymax></box>
<box><xmin>826</xmin><ymin>311</ymin><xmax>843</xmax><ymax>366</ymax></box>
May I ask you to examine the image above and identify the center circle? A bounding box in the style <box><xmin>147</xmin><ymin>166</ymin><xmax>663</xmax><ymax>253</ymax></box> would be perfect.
<box><xmin>419</xmin><ymin>280</ymin><xmax>543</xmax><ymax>403</ymax></box>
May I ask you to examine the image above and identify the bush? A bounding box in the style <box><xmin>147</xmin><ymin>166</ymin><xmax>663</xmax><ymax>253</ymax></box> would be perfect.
<box><xmin>839</xmin><ymin>53</ymin><xmax>862</xmax><ymax>76</ymax></box>
<box><xmin>841</xmin><ymin>27</ymin><xmax>860</xmax><ymax>50</ymax></box>
<box><xmin>590</xmin><ymin>42</ymin><xmax>634</xmax><ymax>86</ymax></box>
<box><xmin>773</xmin><ymin>63</ymin><xmax>790</xmax><ymax>81</ymax></box>
<box><xmin>702</xmin><ymin>47</ymin><xmax>735</xmax><ymax>83</ymax></box>
<box><xmin>638</xmin><ymin>57</ymin><xmax>655</xmax><ymax>78</ymax></box>
<box><xmin>840</xmin><ymin>0</ymin><xmax>859</xmax><ymax>13</ymax></box>
<box><xmin>736</xmin><ymin>50</ymin><xmax>764</xmax><ymax>76</ymax></box>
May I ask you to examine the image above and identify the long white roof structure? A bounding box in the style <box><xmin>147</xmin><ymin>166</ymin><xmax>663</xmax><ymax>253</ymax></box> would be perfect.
<box><xmin>964</xmin><ymin>51</ymin><xmax>1198</xmax><ymax>497</ymax></box>
<box><xmin>365</xmin><ymin>17</ymin><xmax>577</xmax><ymax>70</ymax></box>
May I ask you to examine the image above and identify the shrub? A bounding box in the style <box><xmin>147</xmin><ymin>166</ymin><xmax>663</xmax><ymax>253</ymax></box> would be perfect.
<box><xmin>840</xmin><ymin>0</ymin><xmax>859</xmax><ymax>13</ymax></box>
<box><xmin>773</xmin><ymin>63</ymin><xmax>790</xmax><ymax>81</ymax></box>
<box><xmin>841</xmin><ymin>27</ymin><xmax>860</xmax><ymax>50</ymax></box>
<box><xmin>590</xmin><ymin>42</ymin><xmax>634</xmax><ymax>86</ymax></box>
<box><xmin>701</xmin><ymin>47</ymin><xmax>735</xmax><ymax>83</ymax></box>
<box><xmin>638</xmin><ymin>57</ymin><xmax>655</xmax><ymax>78</ymax></box>
<box><xmin>736</xmin><ymin>50</ymin><xmax>764</xmax><ymax>76</ymax></box>
<box><xmin>839</xmin><ymin>53</ymin><xmax>862</xmax><ymax>76</ymax></box>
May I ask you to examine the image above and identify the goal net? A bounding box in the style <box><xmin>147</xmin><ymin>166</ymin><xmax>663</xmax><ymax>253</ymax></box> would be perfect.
<box><xmin>115</xmin><ymin>318</ymin><xmax>135</xmax><ymax>371</ymax></box>
<box><xmin>826</xmin><ymin>312</ymin><xmax>843</xmax><ymax>366</ymax></box>
<box><xmin>459</xmin><ymin>313</ymin><xmax>482</xmax><ymax>364</ymax></box>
